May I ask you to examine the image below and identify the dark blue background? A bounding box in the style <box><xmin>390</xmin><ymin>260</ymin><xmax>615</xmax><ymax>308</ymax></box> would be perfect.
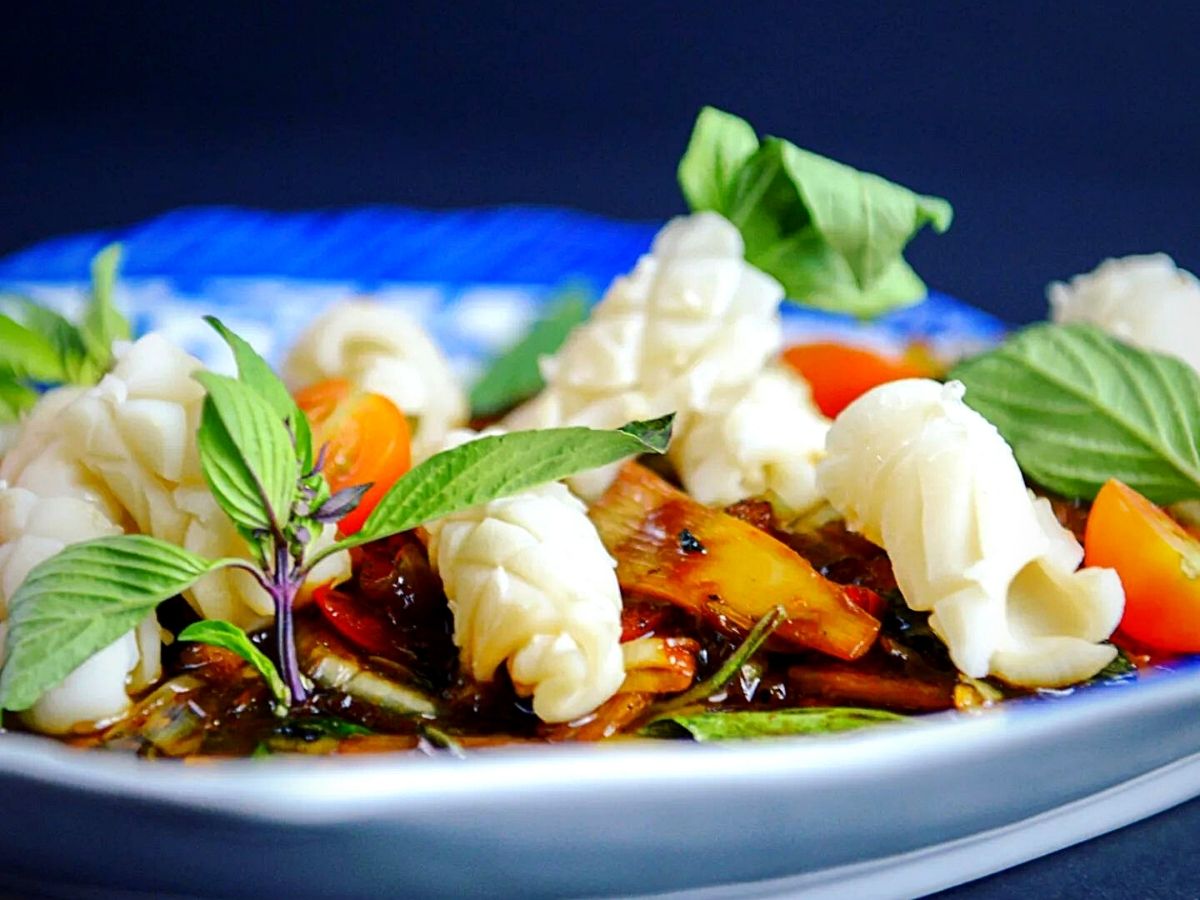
<box><xmin>4</xmin><ymin>2</ymin><xmax>1199</xmax><ymax>324</ymax></box>
<box><xmin>4</xmin><ymin>4</ymin><xmax>1200</xmax><ymax>897</ymax></box>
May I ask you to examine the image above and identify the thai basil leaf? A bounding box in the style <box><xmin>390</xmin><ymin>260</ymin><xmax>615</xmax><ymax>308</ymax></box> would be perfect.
<box><xmin>640</xmin><ymin>707</ymin><xmax>905</xmax><ymax>741</ymax></box>
<box><xmin>950</xmin><ymin>323</ymin><xmax>1200</xmax><ymax>504</ymax></box>
<box><xmin>678</xmin><ymin>106</ymin><xmax>952</xmax><ymax>317</ymax></box>
<box><xmin>0</xmin><ymin>297</ymin><xmax>99</xmax><ymax>384</ymax></box>
<box><xmin>647</xmin><ymin>607</ymin><xmax>784</xmax><ymax>720</ymax></box>
<box><xmin>79</xmin><ymin>243</ymin><xmax>131</xmax><ymax>368</ymax></box>
<box><xmin>0</xmin><ymin>536</ymin><xmax>228</xmax><ymax>712</ymax></box>
<box><xmin>194</xmin><ymin>372</ymin><xmax>301</xmax><ymax>534</ymax></box>
<box><xmin>204</xmin><ymin>316</ymin><xmax>313</xmax><ymax>468</ymax></box>
<box><xmin>178</xmin><ymin>620</ymin><xmax>290</xmax><ymax>712</ymax></box>
<box><xmin>0</xmin><ymin>313</ymin><xmax>67</xmax><ymax>382</ymax></box>
<box><xmin>0</xmin><ymin>374</ymin><xmax>38</xmax><ymax>421</ymax></box>
<box><xmin>677</xmin><ymin>105</ymin><xmax>760</xmax><ymax>213</ymax></box>
<box><xmin>469</xmin><ymin>288</ymin><xmax>591</xmax><ymax>417</ymax></box>
<box><xmin>341</xmin><ymin>415</ymin><xmax>675</xmax><ymax>549</ymax></box>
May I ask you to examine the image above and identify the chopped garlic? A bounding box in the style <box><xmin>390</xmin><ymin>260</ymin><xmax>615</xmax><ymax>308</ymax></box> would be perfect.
<box><xmin>506</xmin><ymin>212</ymin><xmax>828</xmax><ymax>508</ymax></box>
<box><xmin>1048</xmin><ymin>254</ymin><xmax>1200</xmax><ymax>373</ymax></box>
<box><xmin>424</xmin><ymin>431</ymin><xmax>625</xmax><ymax>723</ymax></box>
<box><xmin>282</xmin><ymin>300</ymin><xmax>468</xmax><ymax>458</ymax></box>
<box><xmin>818</xmin><ymin>378</ymin><xmax>1124</xmax><ymax>687</ymax></box>
<box><xmin>0</xmin><ymin>334</ymin><xmax>349</xmax><ymax>733</ymax></box>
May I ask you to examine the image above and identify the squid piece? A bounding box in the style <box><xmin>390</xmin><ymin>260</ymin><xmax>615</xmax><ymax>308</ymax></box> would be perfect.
<box><xmin>1048</xmin><ymin>254</ymin><xmax>1200</xmax><ymax>374</ymax></box>
<box><xmin>282</xmin><ymin>300</ymin><xmax>469</xmax><ymax>459</ymax></box>
<box><xmin>504</xmin><ymin>212</ymin><xmax>830</xmax><ymax>510</ymax></box>
<box><xmin>423</xmin><ymin>432</ymin><xmax>626</xmax><ymax>723</ymax></box>
<box><xmin>818</xmin><ymin>379</ymin><xmax>1125</xmax><ymax>687</ymax></box>
<box><xmin>671</xmin><ymin>365</ymin><xmax>829</xmax><ymax>513</ymax></box>
<box><xmin>588</xmin><ymin>463</ymin><xmax>880</xmax><ymax>661</ymax></box>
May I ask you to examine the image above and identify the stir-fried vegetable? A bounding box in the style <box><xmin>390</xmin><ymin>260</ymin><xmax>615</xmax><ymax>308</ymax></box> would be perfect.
<box><xmin>589</xmin><ymin>463</ymin><xmax>881</xmax><ymax>660</ymax></box>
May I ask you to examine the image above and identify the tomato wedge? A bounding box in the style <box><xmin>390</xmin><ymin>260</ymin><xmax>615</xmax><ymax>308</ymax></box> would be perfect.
<box><xmin>294</xmin><ymin>378</ymin><xmax>412</xmax><ymax>535</ymax></box>
<box><xmin>1084</xmin><ymin>478</ymin><xmax>1200</xmax><ymax>653</ymax></box>
<box><xmin>782</xmin><ymin>341</ymin><xmax>934</xmax><ymax>418</ymax></box>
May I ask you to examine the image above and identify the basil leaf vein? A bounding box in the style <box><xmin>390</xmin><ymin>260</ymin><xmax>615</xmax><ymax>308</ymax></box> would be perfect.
<box><xmin>194</xmin><ymin>372</ymin><xmax>301</xmax><ymax>534</ymax></box>
<box><xmin>204</xmin><ymin>316</ymin><xmax>313</xmax><ymax>469</ymax></box>
<box><xmin>341</xmin><ymin>414</ymin><xmax>675</xmax><ymax>549</ymax></box>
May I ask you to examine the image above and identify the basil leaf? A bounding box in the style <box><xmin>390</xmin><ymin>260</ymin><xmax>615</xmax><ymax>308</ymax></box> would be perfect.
<box><xmin>469</xmin><ymin>288</ymin><xmax>590</xmax><ymax>417</ymax></box>
<box><xmin>0</xmin><ymin>374</ymin><xmax>38</xmax><ymax>421</ymax></box>
<box><xmin>194</xmin><ymin>372</ymin><xmax>301</xmax><ymax>535</ymax></box>
<box><xmin>678</xmin><ymin>106</ymin><xmax>760</xmax><ymax>215</ymax></box>
<box><xmin>648</xmin><ymin>606</ymin><xmax>783</xmax><ymax>720</ymax></box>
<box><xmin>344</xmin><ymin>414</ymin><xmax>675</xmax><ymax>548</ymax></box>
<box><xmin>204</xmin><ymin>316</ymin><xmax>313</xmax><ymax>469</ymax></box>
<box><xmin>0</xmin><ymin>536</ymin><xmax>226</xmax><ymax>712</ymax></box>
<box><xmin>950</xmin><ymin>323</ymin><xmax>1200</xmax><ymax>504</ymax></box>
<box><xmin>1</xmin><ymin>297</ymin><xmax>99</xmax><ymax>384</ymax></box>
<box><xmin>0</xmin><ymin>313</ymin><xmax>67</xmax><ymax>382</ymax></box>
<box><xmin>640</xmin><ymin>707</ymin><xmax>905</xmax><ymax>741</ymax></box>
<box><xmin>678</xmin><ymin>107</ymin><xmax>952</xmax><ymax>316</ymax></box>
<box><xmin>178</xmin><ymin>620</ymin><xmax>290</xmax><ymax>712</ymax></box>
<box><xmin>79</xmin><ymin>243</ymin><xmax>131</xmax><ymax>368</ymax></box>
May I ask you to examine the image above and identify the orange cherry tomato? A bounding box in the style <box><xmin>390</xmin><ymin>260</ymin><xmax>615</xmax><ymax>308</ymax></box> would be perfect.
<box><xmin>1084</xmin><ymin>478</ymin><xmax>1200</xmax><ymax>653</ymax></box>
<box><xmin>294</xmin><ymin>378</ymin><xmax>412</xmax><ymax>535</ymax></box>
<box><xmin>782</xmin><ymin>341</ymin><xmax>935</xmax><ymax>418</ymax></box>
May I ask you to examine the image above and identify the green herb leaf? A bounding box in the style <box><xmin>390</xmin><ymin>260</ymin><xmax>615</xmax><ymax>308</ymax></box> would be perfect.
<box><xmin>0</xmin><ymin>313</ymin><xmax>68</xmax><ymax>382</ymax></box>
<box><xmin>178</xmin><ymin>620</ymin><xmax>290</xmax><ymax>713</ymax></box>
<box><xmin>640</xmin><ymin>707</ymin><xmax>905</xmax><ymax>741</ymax></box>
<box><xmin>677</xmin><ymin>106</ymin><xmax>760</xmax><ymax>222</ymax></box>
<box><xmin>194</xmin><ymin>372</ymin><xmax>301</xmax><ymax>535</ymax></box>
<box><xmin>950</xmin><ymin>323</ymin><xmax>1200</xmax><ymax>504</ymax></box>
<box><xmin>0</xmin><ymin>536</ymin><xmax>227</xmax><ymax>712</ymax></box>
<box><xmin>469</xmin><ymin>288</ymin><xmax>591</xmax><ymax>417</ymax></box>
<box><xmin>79</xmin><ymin>243</ymin><xmax>131</xmax><ymax>368</ymax></box>
<box><xmin>204</xmin><ymin>316</ymin><xmax>313</xmax><ymax>469</ymax></box>
<box><xmin>0</xmin><ymin>297</ymin><xmax>100</xmax><ymax>384</ymax></box>
<box><xmin>644</xmin><ymin>606</ymin><xmax>783</xmax><ymax>722</ymax></box>
<box><xmin>0</xmin><ymin>374</ymin><xmax>38</xmax><ymax>422</ymax></box>
<box><xmin>678</xmin><ymin>106</ymin><xmax>952</xmax><ymax>317</ymax></box>
<box><xmin>340</xmin><ymin>415</ymin><xmax>675</xmax><ymax>550</ymax></box>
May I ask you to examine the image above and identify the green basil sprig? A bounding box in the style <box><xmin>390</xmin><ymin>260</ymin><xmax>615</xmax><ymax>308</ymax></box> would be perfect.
<box><xmin>0</xmin><ymin>316</ymin><xmax>675</xmax><ymax>715</ymax></box>
<box><xmin>951</xmin><ymin>323</ymin><xmax>1200</xmax><ymax>505</ymax></box>
<box><xmin>678</xmin><ymin>106</ymin><xmax>952</xmax><ymax>318</ymax></box>
<box><xmin>0</xmin><ymin>244</ymin><xmax>132</xmax><ymax>420</ymax></box>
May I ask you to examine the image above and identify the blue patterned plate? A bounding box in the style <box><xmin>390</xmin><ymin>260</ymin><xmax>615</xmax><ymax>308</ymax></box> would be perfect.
<box><xmin>5</xmin><ymin>208</ymin><xmax>1194</xmax><ymax>900</ymax></box>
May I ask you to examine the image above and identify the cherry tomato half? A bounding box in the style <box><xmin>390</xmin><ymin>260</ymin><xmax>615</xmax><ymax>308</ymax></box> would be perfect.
<box><xmin>294</xmin><ymin>378</ymin><xmax>412</xmax><ymax>534</ymax></box>
<box><xmin>782</xmin><ymin>341</ymin><xmax>935</xmax><ymax>418</ymax></box>
<box><xmin>1084</xmin><ymin>478</ymin><xmax>1200</xmax><ymax>653</ymax></box>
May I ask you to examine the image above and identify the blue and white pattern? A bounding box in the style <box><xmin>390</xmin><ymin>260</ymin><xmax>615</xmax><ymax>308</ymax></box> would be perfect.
<box><xmin>0</xmin><ymin>206</ymin><xmax>1007</xmax><ymax>379</ymax></box>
